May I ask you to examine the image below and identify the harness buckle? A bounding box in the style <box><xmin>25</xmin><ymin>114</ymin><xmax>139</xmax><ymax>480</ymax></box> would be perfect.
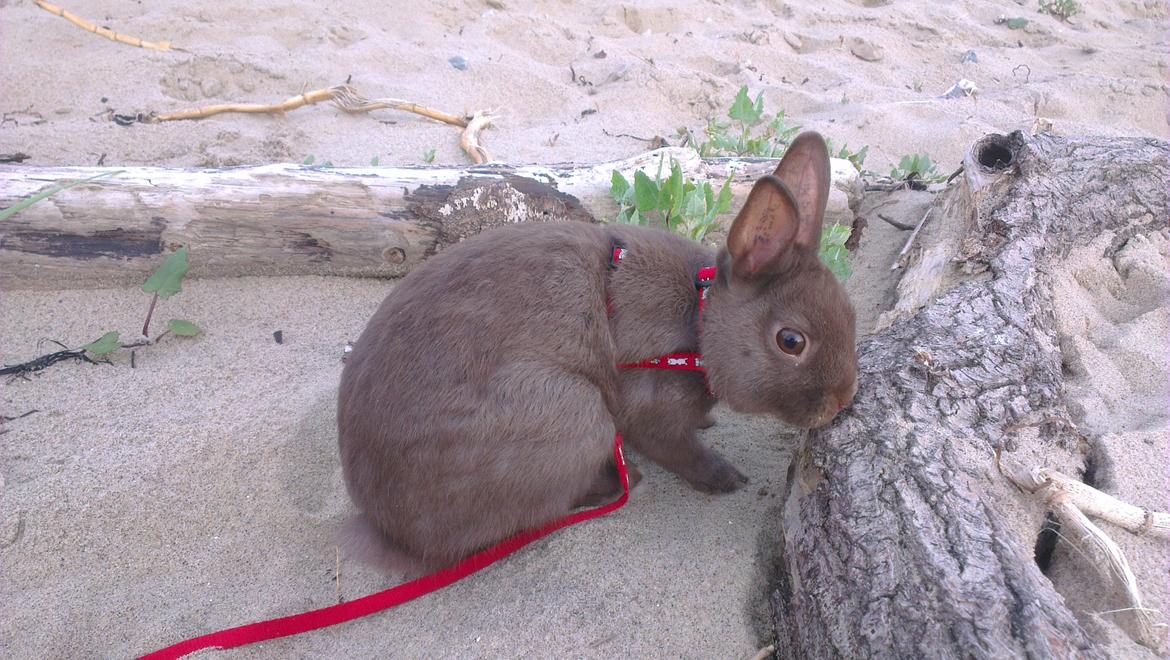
<box><xmin>609</xmin><ymin>241</ymin><xmax>627</xmax><ymax>269</ymax></box>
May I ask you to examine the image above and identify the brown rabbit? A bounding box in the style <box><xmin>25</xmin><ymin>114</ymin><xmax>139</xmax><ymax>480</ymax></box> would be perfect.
<box><xmin>337</xmin><ymin>132</ymin><xmax>858</xmax><ymax>575</ymax></box>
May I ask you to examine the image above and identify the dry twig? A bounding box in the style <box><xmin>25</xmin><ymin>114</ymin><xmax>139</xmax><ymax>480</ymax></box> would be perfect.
<box><xmin>999</xmin><ymin>453</ymin><xmax>1169</xmax><ymax>650</ymax></box>
<box><xmin>35</xmin><ymin>0</ymin><xmax>174</xmax><ymax>52</ymax></box>
<box><xmin>890</xmin><ymin>207</ymin><xmax>933</xmax><ymax>270</ymax></box>
<box><xmin>148</xmin><ymin>84</ymin><xmax>493</xmax><ymax>163</ymax></box>
<box><xmin>329</xmin><ymin>85</ymin><xmax>467</xmax><ymax>127</ymax></box>
<box><xmin>0</xmin><ymin>347</ymin><xmax>98</xmax><ymax>377</ymax></box>
<box><xmin>460</xmin><ymin>111</ymin><xmax>496</xmax><ymax>165</ymax></box>
<box><xmin>151</xmin><ymin>85</ymin><xmax>469</xmax><ymax>127</ymax></box>
<box><xmin>334</xmin><ymin>545</ymin><xmax>342</xmax><ymax>605</ymax></box>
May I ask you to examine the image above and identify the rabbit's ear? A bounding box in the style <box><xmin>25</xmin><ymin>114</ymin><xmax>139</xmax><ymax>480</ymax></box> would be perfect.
<box><xmin>771</xmin><ymin>131</ymin><xmax>831</xmax><ymax>250</ymax></box>
<box><xmin>726</xmin><ymin>174</ymin><xmax>800</xmax><ymax>280</ymax></box>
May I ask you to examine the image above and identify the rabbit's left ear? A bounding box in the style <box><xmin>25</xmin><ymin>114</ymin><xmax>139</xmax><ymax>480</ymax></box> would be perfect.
<box><xmin>725</xmin><ymin>174</ymin><xmax>800</xmax><ymax>280</ymax></box>
<box><xmin>771</xmin><ymin>131</ymin><xmax>831</xmax><ymax>250</ymax></box>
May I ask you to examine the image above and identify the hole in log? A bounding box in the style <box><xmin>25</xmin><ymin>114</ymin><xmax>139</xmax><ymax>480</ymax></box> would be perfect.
<box><xmin>977</xmin><ymin>138</ymin><xmax>1015</xmax><ymax>171</ymax></box>
<box><xmin>1034</xmin><ymin>513</ymin><xmax>1061</xmax><ymax>574</ymax></box>
<box><xmin>382</xmin><ymin>246</ymin><xmax>406</xmax><ymax>264</ymax></box>
<box><xmin>1035</xmin><ymin>445</ymin><xmax>1098</xmax><ymax>575</ymax></box>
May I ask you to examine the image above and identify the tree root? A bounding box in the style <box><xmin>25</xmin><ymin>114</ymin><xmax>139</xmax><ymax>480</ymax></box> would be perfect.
<box><xmin>34</xmin><ymin>0</ymin><xmax>174</xmax><ymax>52</ymax></box>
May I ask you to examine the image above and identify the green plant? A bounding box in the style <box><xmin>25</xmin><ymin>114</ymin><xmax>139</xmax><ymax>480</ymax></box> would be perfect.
<box><xmin>688</xmin><ymin>86</ymin><xmax>802</xmax><ymax>158</ymax></box>
<box><xmin>370</xmin><ymin>156</ymin><xmax>380</xmax><ymax>166</ymax></box>
<box><xmin>610</xmin><ymin>156</ymin><xmax>733</xmax><ymax>241</ymax></box>
<box><xmin>423</xmin><ymin>149</ymin><xmax>437</xmax><ymax>164</ymax></box>
<box><xmin>820</xmin><ymin>224</ymin><xmax>852</xmax><ymax>281</ymax></box>
<box><xmin>824</xmin><ymin>138</ymin><xmax>870</xmax><ymax>173</ymax></box>
<box><xmin>1038</xmin><ymin>0</ymin><xmax>1080</xmax><ymax>20</ymax></box>
<box><xmin>890</xmin><ymin>153</ymin><xmax>947</xmax><ymax>185</ymax></box>
<box><xmin>82</xmin><ymin>248</ymin><xmax>202</xmax><ymax>359</ymax></box>
<box><xmin>609</xmin><ymin>157</ymin><xmax>854</xmax><ymax>280</ymax></box>
<box><xmin>302</xmin><ymin>155</ymin><xmax>333</xmax><ymax>168</ymax></box>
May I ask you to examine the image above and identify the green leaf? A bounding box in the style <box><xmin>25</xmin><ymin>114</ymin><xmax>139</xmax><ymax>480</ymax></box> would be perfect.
<box><xmin>682</xmin><ymin>188</ymin><xmax>707</xmax><ymax>221</ymax></box>
<box><xmin>666</xmin><ymin>160</ymin><xmax>685</xmax><ymax>218</ymax></box>
<box><xmin>167</xmin><ymin>319</ymin><xmax>202</xmax><ymax>337</ymax></box>
<box><xmin>322</xmin><ymin>160</ymin><xmax>333</xmax><ymax>168</ymax></box>
<box><xmin>303</xmin><ymin>155</ymin><xmax>315</xmax><ymax>165</ymax></box>
<box><xmin>370</xmin><ymin>156</ymin><xmax>380</xmax><ymax>166</ymax></box>
<box><xmin>0</xmin><ymin>170</ymin><xmax>124</xmax><ymax>222</ymax></box>
<box><xmin>610</xmin><ymin>171</ymin><xmax>630</xmax><ymax>203</ymax></box>
<box><xmin>728</xmin><ymin>86</ymin><xmax>764</xmax><ymax>126</ymax></box>
<box><xmin>819</xmin><ymin>224</ymin><xmax>853</xmax><ymax>281</ymax></box>
<box><xmin>142</xmin><ymin>247</ymin><xmax>190</xmax><ymax>300</ymax></box>
<box><xmin>423</xmin><ymin>149</ymin><xmax>437</xmax><ymax>164</ymax></box>
<box><xmin>82</xmin><ymin>331</ymin><xmax>121</xmax><ymax>357</ymax></box>
<box><xmin>715</xmin><ymin>178</ymin><xmax>734</xmax><ymax>214</ymax></box>
<box><xmin>702</xmin><ymin>181</ymin><xmax>715</xmax><ymax>213</ymax></box>
<box><xmin>633</xmin><ymin>170</ymin><xmax>658</xmax><ymax>213</ymax></box>
<box><xmin>822</xmin><ymin>244</ymin><xmax>853</xmax><ymax>280</ymax></box>
<box><xmin>1006</xmin><ymin>17</ymin><xmax>1028</xmax><ymax>29</ymax></box>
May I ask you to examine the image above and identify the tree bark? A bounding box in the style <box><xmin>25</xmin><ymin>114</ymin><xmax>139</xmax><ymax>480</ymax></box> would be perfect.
<box><xmin>772</xmin><ymin>132</ymin><xmax>1168</xmax><ymax>658</ymax></box>
<box><xmin>0</xmin><ymin>149</ymin><xmax>860</xmax><ymax>289</ymax></box>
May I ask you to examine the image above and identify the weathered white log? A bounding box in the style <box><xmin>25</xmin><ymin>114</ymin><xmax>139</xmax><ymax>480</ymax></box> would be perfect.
<box><xmin>0</xmin><ymin>149</ymin><xmax>859</xmax><ymax>289</ymax></box>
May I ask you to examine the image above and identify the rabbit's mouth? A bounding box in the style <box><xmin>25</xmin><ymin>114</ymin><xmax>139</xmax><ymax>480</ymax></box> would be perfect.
<box><xmin>777</xmin><ymin>382</ymin><xmax>858</xmax><ymax>429</ymax></box>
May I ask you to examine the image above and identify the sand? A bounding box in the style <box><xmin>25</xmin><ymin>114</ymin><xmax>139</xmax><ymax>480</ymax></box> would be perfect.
<box><xmin>2</xmin><ymin>0</ymin><xmax>1168</xmax><ymax>657</ymax></box>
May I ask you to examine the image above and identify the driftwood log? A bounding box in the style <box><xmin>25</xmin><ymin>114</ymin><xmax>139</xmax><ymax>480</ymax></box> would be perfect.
<box><xmin>772</xmin><ymin>132</ymin><xmax>1168</xmax><ymax>658</ymax></box>
<box><xmin>0</xmin><ymin>148</ymin><xmax>859</xmax><ymax>289</ymax></box>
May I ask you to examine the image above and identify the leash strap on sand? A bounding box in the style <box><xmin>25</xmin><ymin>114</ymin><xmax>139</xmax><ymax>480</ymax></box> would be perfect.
<box><xmin>140</xmin><ymin>434</ymin><xmax>630</xmax><ymax>659</ymax></box>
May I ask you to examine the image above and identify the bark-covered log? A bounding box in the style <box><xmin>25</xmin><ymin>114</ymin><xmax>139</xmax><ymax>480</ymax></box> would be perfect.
<box><xmin>772</xmin><ymin>133</ymin><xmax>1168</xmax><ymax>658</ymax></box>
<box><xmin>0</xmin><ymin>149</ymin><xmax>860</xmax><ymax>289</ymax></box>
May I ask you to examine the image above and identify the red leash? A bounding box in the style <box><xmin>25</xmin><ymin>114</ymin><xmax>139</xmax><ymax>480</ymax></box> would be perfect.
<box><xmin>140</xmin><ymin>435</ymin><xmax>630</xmax><ymax>659</ymax></box>
<box><xmin>142</xmin><ymin>244</ymin><xmax>714</xmax><ymax>658</ymax></box>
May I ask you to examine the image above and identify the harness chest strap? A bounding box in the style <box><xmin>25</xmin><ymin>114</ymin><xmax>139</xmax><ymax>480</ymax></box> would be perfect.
<box><xmin>609</xmin><ymin>240</ymin><xmax>716</xmax><ymax>376</ymax></box>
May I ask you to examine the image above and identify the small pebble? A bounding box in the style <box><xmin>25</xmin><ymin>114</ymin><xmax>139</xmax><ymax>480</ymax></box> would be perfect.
<box><xmin>961</xmin><ymin>50</ymin><xmax>978</xmax><ymax>63</ymax></box>
<box><xmin>273</xmin><ymin>330</ymin><xmax>283</xmax><ymax>344</ymax></box>
<box><xmin>448</xmin><ymin>56</ymin><xmax>469</xmax><ymax>71</ymax></box>
<box><xmin>940</xmin><ymin>78</ymin><xmax>979</xmax><ymax>99</ymax></box>
<box><xmin>848</xmin><ymin>37</ymin><xmax>883</xmax><ymax>62</ymax></box>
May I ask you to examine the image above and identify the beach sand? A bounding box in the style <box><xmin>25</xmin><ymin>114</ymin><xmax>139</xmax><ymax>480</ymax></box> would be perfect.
<box><xmin>2</xmin><ymin>0</ymin><xmax>1167</xmax><ymax>657</ymax></box>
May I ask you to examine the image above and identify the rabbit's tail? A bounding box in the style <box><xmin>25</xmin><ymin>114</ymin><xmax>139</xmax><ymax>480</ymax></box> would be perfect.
<box><xmin>338</xmin><ymin>515</ymin><xmax>428</xmax><ymax>579</ymax></box>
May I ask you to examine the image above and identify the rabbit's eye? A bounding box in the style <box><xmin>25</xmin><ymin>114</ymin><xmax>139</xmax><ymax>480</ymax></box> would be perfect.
<box><xmin>777</xmin><ymin>328</ymin><xmax>806</xmax><ymax>356</ymax></box>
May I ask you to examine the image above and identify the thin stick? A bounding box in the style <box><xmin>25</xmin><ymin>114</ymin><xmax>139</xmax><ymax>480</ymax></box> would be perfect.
<box><xmin>334</xmin><ymin>545</ymin><xmax>342</xmax><ymax>604</ymax></box>
<box><xmin>152</xmin><ymin>87</ymin><xmax>340</xmax><ymax>123</ymax></box>
<box><xmin>152</xmin><ymin>85</ymin><xmax>470</xmax><ymax>128</ymax></box>
<box><xmin>890</xmin><ymin>207</ymin><xmax>933</xmax><ymax>270</ymax></box>
<box><xmin>1052</xmin><ymin>498</ymin><xmax>1162</xmax><ymax>649</ymax></box>
<box><xmin>460</xmin><ymin>111</ymin><xmax>495</xmax><ymax>165</ymax></box>
<box><xmin>329</xmin><ymin>85</ymin><xmax>468</xmax><ymax>127</ymax></box>
<box><xmin>34</xmin><ymin>0</ymin><xmax>173</xmax><ymax>52</ymax></box>
<box><xmin>0</xmin><ymin>348</ymin><xmax>96</xmax><ymax>376</ymax></box>
<box><xmin>877</xmin><ymin>213</ymin><xmax>917</xmax><ymax>231</ymax></box>
<box><xmin>998</xmin><ymin>455</ymin><xmax>1169</xmax><ymax>650</ymax></box>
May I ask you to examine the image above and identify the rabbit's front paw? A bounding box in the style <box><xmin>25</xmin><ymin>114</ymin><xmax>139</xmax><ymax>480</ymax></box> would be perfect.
<box><xmin>689</xmin><ymin>454</ymin><xmax>749</xmax><ymax>494</ymax></box>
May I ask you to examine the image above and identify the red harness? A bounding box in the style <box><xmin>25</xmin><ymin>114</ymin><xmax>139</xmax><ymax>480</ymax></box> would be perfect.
<box><xmin>139</xmin><ymin>244</ymin><xmax>716</xmax><ymax>659</ymax></box>
<box><xmin>611</xmin><ymin>241</ymin><xmax>716</xmax><ymax>390</ymax></box>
